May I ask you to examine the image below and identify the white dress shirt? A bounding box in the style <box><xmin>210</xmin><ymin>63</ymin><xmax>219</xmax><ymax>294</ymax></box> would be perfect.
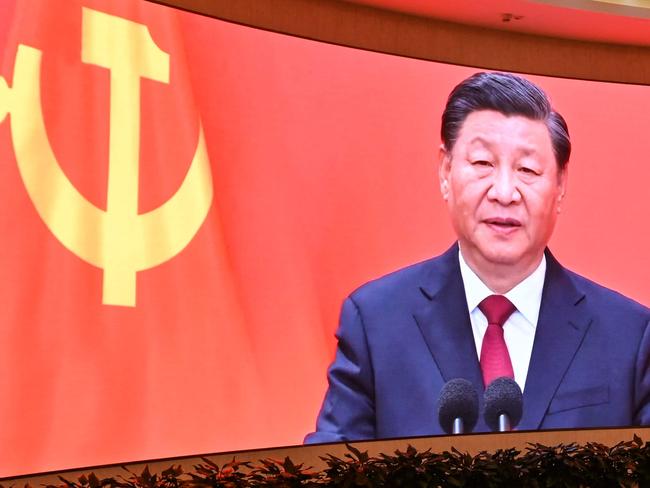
<box><xmin>458</xmin><ymin>248</ymin><xmax>546</xmax><ymax>392</ymax></box>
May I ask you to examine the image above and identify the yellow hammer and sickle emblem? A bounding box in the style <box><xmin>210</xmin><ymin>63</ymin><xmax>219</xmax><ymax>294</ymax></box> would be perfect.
<box><xmin>0</xmin><ymin>8</ymin><xmax>213</xmax><ymax>307</ymax></box>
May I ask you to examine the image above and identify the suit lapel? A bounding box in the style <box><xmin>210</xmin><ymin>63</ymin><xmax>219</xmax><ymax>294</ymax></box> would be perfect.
<box><xmin>413</xmin><ymin>244</ymin><xmax>484</xmax><ymax>395</ymax></box>
<box><xmin>518</xmin><ymin>250</ymin><xmax>593</xmax><ymax>430</ymax></box>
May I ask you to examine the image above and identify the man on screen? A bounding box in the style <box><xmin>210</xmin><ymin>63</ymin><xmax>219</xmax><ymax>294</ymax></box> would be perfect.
<box><xmin>305</xmin><ymin>72</ymin><xmax>650</xmax><ymax>442</ymax></box>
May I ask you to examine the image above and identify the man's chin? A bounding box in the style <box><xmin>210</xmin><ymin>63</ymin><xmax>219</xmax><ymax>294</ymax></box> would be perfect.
<box><xmin>474</xmin><ymin>244</ymin><xmax>526</xmax><ymax>267</ymax></box>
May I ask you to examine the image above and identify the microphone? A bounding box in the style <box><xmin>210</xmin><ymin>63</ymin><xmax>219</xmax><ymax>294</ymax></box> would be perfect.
<box><xmin>438</xmin><ymin>378</ymin><xmax>479</xmax><ymax>434</ymax></box>
<box><xmin>483</xmin><ymin>377</ymin><xmax>523</xmax><ymax>432</ymax></box>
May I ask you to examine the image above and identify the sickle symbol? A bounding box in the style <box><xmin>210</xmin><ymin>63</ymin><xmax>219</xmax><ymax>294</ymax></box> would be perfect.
<box><xmin>0</xmin><ymin>8</ymin><xmax>213</xmax><ymax>307</ymax></box>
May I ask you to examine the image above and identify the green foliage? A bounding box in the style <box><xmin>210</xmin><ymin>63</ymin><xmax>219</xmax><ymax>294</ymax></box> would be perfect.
<box><xmin>9</xmin><ymin>437</ymin><xmax>648</xmax><ymax>488</ymax></box>
<box><xmin>187</xmin><ymin>458</ymin><xmax>253</xmax><ymax>488</ymax></box>
<box><xmin>321</xmin><ymin>443</ymin><xmax>386</xmax><ymax>487</ymax></box>
<box><xmin>248</xmin><ymin>457</ymin><xmax>321</xmax><ymax>487</ymax></box>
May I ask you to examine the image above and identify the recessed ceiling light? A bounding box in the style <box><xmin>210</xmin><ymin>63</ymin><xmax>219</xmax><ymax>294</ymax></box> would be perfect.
<box><xmin>501</xmin><ymin>13</ymin><xmax>524</xmax><ymax>22</ymax></box>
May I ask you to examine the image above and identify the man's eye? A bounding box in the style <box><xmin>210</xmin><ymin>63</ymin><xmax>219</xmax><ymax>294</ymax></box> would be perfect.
<box><xmin>519</xmin><ymin>167</ymin><xmax>539</xmax><ymax>175</ymax></box>
<box><xmin>471</xmin><ymin>160</ymin><xmax>492</xmax><ymax>167</ymax></box>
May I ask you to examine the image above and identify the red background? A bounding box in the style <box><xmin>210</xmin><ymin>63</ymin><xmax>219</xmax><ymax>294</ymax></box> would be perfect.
<box><xmin>0</xmin><ymin>0</ymin><xmax>648</xmax><ymax>477</ymax></box>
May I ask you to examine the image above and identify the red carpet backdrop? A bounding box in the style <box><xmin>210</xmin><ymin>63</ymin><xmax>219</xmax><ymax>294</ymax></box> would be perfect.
<box><xmin>0</xmin><ymin>0</ymin><xmax>648</xmax><ymax>477</ymax></box>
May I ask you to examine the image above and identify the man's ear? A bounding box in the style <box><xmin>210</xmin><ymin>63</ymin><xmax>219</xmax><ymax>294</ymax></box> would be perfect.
<box><xmin>557</xmin><ymin>165</ymin><xmax>569</xmax><ymax>213</ymax></box>
<box><xmin>439</xmin><ymin>144</ymin><xmax>451</xmax><ymax>201</ymax></box>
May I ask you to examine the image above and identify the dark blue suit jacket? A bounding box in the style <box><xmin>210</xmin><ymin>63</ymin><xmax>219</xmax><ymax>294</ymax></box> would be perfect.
<box><xmin>305</xmin><ymin>244</ymin><xmax>650</xmax><ymax>443</ymax></box>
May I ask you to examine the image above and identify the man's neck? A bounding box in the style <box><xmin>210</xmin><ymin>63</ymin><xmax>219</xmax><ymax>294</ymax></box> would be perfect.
<box><xmin>458</xmin><ymin>245</ymin><xmax>545</xmax><ymax>294</ymax></box>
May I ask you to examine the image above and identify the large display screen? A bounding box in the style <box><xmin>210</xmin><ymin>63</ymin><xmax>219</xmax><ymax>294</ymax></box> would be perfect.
<box><xmin>0</xmin><ymin>0</ymin><xmax>648</xmax><ymax>477</ymax></box>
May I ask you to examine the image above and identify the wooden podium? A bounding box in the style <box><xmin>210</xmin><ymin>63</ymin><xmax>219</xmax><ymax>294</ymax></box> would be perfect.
<box><xmin>2</xmin><ymin>426</ymin><xmax>648</xmax><ymax>485</ymax></box>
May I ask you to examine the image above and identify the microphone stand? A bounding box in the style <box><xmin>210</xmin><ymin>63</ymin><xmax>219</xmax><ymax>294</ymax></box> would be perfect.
<box><xmin>452</xmin><ymin>417</ymin><xmax>464</xmax><ymax>435</ymax></box>
<box><xmin>498</xmin><ymin>413</ymin><xmax>511</xmax><ymax>432</ymax></box>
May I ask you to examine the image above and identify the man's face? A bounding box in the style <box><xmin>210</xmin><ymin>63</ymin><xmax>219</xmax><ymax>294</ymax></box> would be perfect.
<box><xmin>439</xmin><ymin>110</ymin><xmax>567</xmax><ymax>275</ymax></box>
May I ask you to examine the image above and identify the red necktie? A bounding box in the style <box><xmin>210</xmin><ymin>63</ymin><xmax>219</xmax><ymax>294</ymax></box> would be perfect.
<box><xmin>479</xmin><ymin>295</ymin><xmax>516</xmax><ymax>387</ymax></box>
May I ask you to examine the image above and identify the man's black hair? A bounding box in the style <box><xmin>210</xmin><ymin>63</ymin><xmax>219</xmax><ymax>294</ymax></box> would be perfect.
<box><xmin>441</xmin><ymin>72</ymin><xmax>571</xmax><ymax>170</ymax></box>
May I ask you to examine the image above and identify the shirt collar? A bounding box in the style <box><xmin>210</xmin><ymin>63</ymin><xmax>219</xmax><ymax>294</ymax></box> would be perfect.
<box><xmin>458</xmin><ymin>246</ymin><xmax>546</xmax><ymax>326</ymax></box>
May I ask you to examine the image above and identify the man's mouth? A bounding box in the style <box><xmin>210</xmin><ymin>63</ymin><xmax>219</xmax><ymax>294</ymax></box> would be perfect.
<box><xmin>483</xmin><ymin>218</ymin><xmax>522</xmax><ymax>234</ymax></box>
<box><xmin>484</xmin><ymin>217</ymin><xmax>521</xmax><ymax>227</ymax></box>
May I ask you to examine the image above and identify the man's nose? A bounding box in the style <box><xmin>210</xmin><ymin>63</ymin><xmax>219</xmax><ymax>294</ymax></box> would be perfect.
<box><xmin>487</xmin><ymin>168</ymin><xmax>521</xmax><ymax>204</ymax></box>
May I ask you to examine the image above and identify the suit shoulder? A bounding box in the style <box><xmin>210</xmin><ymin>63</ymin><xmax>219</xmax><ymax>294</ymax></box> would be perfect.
<box><xmin>347</xmin><ymin>254</ymin><xmax>444</xmax><ymax>308</ymax></box>
<box><xmin>568</xmin><ymin>269</ymin><xmax>650</xmax><ymax>319</ymax></box>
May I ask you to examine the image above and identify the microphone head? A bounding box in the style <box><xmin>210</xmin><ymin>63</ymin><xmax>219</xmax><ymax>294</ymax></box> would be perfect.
<box><xmin>483</xmin><ymin>377</ymin><xmax>523</xmax><ymax>431</ymax></box>
<box><xmin>438</xmin><ymin>378</ymin><xmax>479</xmax><ymax>434</ymax></box>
